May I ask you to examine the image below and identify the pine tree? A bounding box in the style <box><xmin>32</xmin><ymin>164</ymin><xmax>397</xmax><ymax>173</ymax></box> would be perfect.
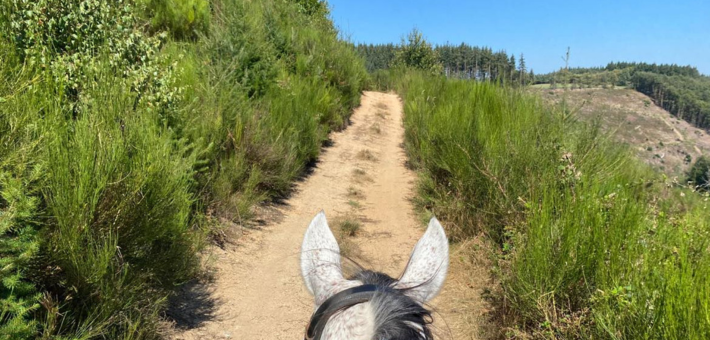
<box><xmin>392</xmin><ymin>28</ymin><xmax>442</xmax><ymax>74</ymax></box>
<box><xmin>0</xmin><ymin>168</ymin><xmax>42</xmax><ymax>338</ymax></box>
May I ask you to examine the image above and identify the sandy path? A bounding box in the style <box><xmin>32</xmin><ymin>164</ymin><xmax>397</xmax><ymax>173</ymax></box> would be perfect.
<box><xmin>170</xmin><ymin>91</ymin><xmax>490</xmax><ymax>340</ymax></box>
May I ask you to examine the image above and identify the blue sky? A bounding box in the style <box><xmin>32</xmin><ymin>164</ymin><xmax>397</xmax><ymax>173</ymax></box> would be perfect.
<box><xmin>327</xmin><ymin>0</ymin><xmax>710</xmax><ymax>75</ymax></box>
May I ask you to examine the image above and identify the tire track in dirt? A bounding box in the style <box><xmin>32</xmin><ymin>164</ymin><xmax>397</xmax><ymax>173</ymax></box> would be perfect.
<box><xmin>169</xmin><ymin>91</ymin><xmax>492</xmax><ymax>339</ymax></box>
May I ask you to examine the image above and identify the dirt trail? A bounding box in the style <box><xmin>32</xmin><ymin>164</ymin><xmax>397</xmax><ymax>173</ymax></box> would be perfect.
<box><xmin>170</xmin><ymin>91</ymin><xmax>491</xmax><ymax>340</ymax></box>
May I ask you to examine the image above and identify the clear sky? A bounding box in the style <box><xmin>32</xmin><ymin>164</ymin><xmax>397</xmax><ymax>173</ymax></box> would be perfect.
<box><xmin>327</xmin><ymin>0</ymin><xmax>710</xmax><ymax>75</ymax></box>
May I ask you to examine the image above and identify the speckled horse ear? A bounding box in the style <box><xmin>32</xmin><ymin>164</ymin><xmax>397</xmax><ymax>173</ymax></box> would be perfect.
<box><xmin>300</xmin><ymin>211</ymin><xmax>346</xmax><ymax>303</ymax></box>
<box><xmin>395</xmin><ymin>217</ymin><xmax>449</xmax><ymax>303</ymax></box>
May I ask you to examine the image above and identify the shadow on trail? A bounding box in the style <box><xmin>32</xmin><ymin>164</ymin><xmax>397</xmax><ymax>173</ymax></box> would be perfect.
<box><xmin>166</xmin><ymin>280</ymin><xmax>218</xmax><ymax>330</ymax></box>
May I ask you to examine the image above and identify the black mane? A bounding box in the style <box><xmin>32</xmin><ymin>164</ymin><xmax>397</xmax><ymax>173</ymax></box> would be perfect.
<box><xmin>349</xmin><ymin>270</ymin><xmax>434</xmax><ymax>340</ymax></box>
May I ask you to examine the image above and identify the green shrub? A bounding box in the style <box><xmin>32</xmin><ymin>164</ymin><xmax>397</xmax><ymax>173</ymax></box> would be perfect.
<box><xmin>176</xmin><ymin>0</ymin><xmax>366</xmax><ymax>208</ymax></box>
<box><xmin>397</xmin><ymin>72</ymin><xmax>564</xmax><ymax>240</ymax></box>
<box><xmin>0</xmin><ymin>0</ymin><xmax>366</xmax><ymax>337</ymax></box>
<box><xmin>338</xmin><ymin>218</ymin><xmax>361</xmax><ymax>237</ymax></box>
<box><xmin>687</xmin><ymin>156</ymin><xmax>710</xmax><ymax>190</ymax></box>
<box><xmin>140</xmin><ymin>0</ymin><xmax>210</xmax><ymax>39</ymax></box>
<box><xmin>392</xmin><ymin>29</ymin><xmax>442</xmax><ymax>74</ymax></box>
<box><xmin>39</xmin><ymin>68</ymin><xmax>201</xmax><ymax>337</ymax></box>
<box><xmin>396</xmin><ymin>71</ymin><xmax>710</xmax><ymax>339</ymax></box>
<box><xmin>0</xmin><ymin>56</ymin><xmax>203</xmax><ymax>337</ymax></box>
<box><xmin>0</xmin><ymin>87</ymin><xmax>43</xmax><ymax>339</ymax></box>
<box><xmin>3</xmin><ymin>0</ymin><xmax>179</xmax><ymax>118</ymax></box>
<box><xmin>0</xmin><ymin>175</ymin><xmax>41</xmax><ymax>340</ymax></box>
<box><xmin>292</xmin><ymin>0</ymin><xmax>328</xmax><ymax>17</ymax></box>
<box><xmin>5</xmin><ymin>0</ymin><xmax>135</xmax><ymax>60</ymax></box>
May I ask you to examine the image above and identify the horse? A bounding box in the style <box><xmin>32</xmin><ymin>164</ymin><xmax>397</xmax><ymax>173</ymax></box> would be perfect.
<box><xmin>300</xmin><ymin>211</ymin><xmax>449</xmax><ymax>340</ymax></box>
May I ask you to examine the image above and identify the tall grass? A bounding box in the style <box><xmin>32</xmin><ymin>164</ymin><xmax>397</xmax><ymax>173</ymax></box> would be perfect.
<box><xmin>393</xmin><ymin>71</ymin><xmax>710</xmax><ymax>339</ymax></box>
<box><xmin>170</xmin><ymin>0</ymin><xmax>367</xmax><ymax>219</ymax></box>
<box><xmin>0</xmin><ymin>0</ymin><xmax>366</xmax><ymax>338</ymax></box>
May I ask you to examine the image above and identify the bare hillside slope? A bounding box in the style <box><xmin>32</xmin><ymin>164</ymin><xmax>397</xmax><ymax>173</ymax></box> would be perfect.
<box><xmin>539</xmin><ymin>88</ymin><xmax>710</xmax><ymax>178</ymax></box>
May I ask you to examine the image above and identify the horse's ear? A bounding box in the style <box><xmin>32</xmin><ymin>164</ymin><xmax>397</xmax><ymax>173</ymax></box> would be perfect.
<box><xmin>301</xmin><ymin>211</ymin><xmax>345</xmax><ymax>303</ymax></box>
<box><xmin>396</xmin><ymin>217</ymin><xmax>449</xmax><ymax>303</ymax></box>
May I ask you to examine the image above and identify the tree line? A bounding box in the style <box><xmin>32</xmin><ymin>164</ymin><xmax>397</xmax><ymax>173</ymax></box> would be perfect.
<box><xmin>633</xmin><ymin>72</ymin><xmax>710</xmax><ymax>129</ymax></box>
<box><xmin>356</xmin><ymin>40</ymin><xmax>534</xmax><ymax>85</ymax></box>
<box><xmin>536</xmin><ymin>62</ymin><xmax>702</xmax><ymax>87</ymax></box>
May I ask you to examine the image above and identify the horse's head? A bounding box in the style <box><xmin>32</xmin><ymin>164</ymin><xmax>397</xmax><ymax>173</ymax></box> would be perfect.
<box><xmin>300</xmin><ymin>211</ymin><xmax>449</xmax><ymax>340</ymax></box>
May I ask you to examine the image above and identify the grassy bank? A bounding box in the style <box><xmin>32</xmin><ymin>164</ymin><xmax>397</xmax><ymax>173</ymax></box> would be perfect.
<box><xmin>0</xmin><ymin>0</ymin><xmax>366</xmax><ymax>338</ymax></box>
<box><xmin>389</xmin><ymin>71</ymin><xmax>710</xmax><ymax>339</ymax></box>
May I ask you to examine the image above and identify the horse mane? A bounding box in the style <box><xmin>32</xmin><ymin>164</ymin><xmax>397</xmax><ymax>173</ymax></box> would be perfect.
<box><xmin>349</xmin><ymin>270</ymin><xmax>434</xmax><ymax>340</ymax></box>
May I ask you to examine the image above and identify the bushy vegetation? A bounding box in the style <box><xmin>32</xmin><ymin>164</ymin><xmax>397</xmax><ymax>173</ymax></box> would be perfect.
<box><xmin>139</xmin><ymin>0</ymin><xmax>210</xmax><ymax>39</ymax></box>
<box><xmin>382</xmin><ymin>68</ymin><xmax>710</xmax><ymax>339</ymax></box>
<box><xmin>0</xmin><ymin>110</ymin><xmax>42</xmax><ymax>338</ymax></box>
<box><xmin>687</xmin><ymin>156</ymin><xmax>710</xmax><ymax>190</ymax></box>
<box><xmin>0</xmin><ymin>0</ymin><xmax>366</xmax><ymax>338</ymax></box>
<box><xmin>390</xmin><ymin>29</ymin><xmax>442</xmax><ymax>74</ymax></box>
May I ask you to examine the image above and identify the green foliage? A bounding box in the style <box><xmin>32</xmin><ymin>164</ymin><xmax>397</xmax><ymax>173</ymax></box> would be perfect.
<box><xmin>0</xmin><ymin>84</ymin><xmax>43</xmax><ymax>338</ymax></box>
<box><xmin>292</xmin><ymin>0</ymin><xmax>328</xmax><ymax>16</ymax></box>
<box><xmin>687</xmin><ymin>156</ymin><xmax>710</xmax><ymax>190</ymax></box>
<box><xmin>40</xmin><ymin>69</ymin><xmax>201</xmax><ymax>338</ymax></box>
<box><xmin>6</xmin><ymin>0</ymin><xmax>134</xmax><ymax>59</ymax></box>
<box><xmin>394</xmin><ymin>71</ymin><xmax>710</xmax><ymax>339</ymax></box>
<box><xmin>3</xmin><ymin>0</ymin><xmax>180</xmax><ymax>118</ymax></box>
<box><xmin>392</xmin><ymin>29</ymin><xmax>442</xmax><ymax>74</ymax></box>
<box><xmin>139</xmin><ymin>0</ymin><xmax>210</xmax><ymax>39</ymax></box>
<box><xmin>0</xmin><ymin>173</ymin><xmax>42</xmax><ymax>339</ymax></box>
<box><xmin>607</xmin><ymin>62</ymin><xmax>700</xmax><ymax>77</ymax></box>
<box><xmin>633</xmin><ymin>72</ymin><xmax>710</xmax><ymax>129</ymax></box>
<box><xmin>535</xmin><ymin>62</ymin><xmax>700</xmax><ymax>85</ymax></box>
<box><xmin>173</xmin><ymin>0</ymin><xmax>366</xmax><ymax>222</ymax></box>
<box><xmin>395</xmin><ymin>71</ymin><xmax>569</xmax><ymax>240</ymax></box>
<box><xmin>0</xmin><ymin>0</ymin><xmax>366</xmax><ymax>338</ymax></box>
<box><xmin>358</xmin><ymin>40</ymin><xmax>523</xmax><ymax>84</ymax></box>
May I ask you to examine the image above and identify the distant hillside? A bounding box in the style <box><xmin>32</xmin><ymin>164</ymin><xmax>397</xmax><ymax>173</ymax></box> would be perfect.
<box><xmin>538</xmin><ymin>88</ymin><xmax>710</xmax><ymax>178</ymax></box>
<box><xmin>536</xmin><ymin>62</ymin><xmax>710</xmax><ymax>131</ymax></box>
